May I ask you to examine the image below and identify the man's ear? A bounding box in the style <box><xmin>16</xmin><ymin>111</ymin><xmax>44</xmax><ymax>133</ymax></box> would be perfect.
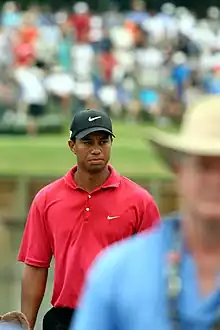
<box><xmin>68</xmin><ymin>140</ymin><xmax>76</xmax><ymax>154</ymax></box>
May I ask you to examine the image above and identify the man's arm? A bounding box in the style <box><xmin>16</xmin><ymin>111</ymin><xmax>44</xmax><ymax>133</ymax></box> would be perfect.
<box><xmin>18</xmin><ymin>191</ymin><xmax>52</xmax><ymax>329</ymax></box>
<box><xmin>21</xmin><ymin>265</ymin><xmax>48</xmax><ymax>330</ymax></box>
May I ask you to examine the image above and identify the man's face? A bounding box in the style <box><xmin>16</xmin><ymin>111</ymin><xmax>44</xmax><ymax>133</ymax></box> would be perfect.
<box><xmin>68</xmin><ymin>131</ymin><xmax>112</xmax><ymax>174</ymax></box>
<box><xmin>178</xmin><ymin>155</ymin><xmax>220</xmax><ymax>221</ymax></box>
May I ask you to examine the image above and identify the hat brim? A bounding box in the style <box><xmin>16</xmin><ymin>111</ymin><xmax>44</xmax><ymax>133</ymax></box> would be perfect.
<box><xmin>75</xmin><ymin>127</ymin><xmax>115</xmax><ymax>140</ymax></box>
<box><xmin>148</xmin><ymin>128</ymin><xmax>220</xmax><ymax>168</ymax></box>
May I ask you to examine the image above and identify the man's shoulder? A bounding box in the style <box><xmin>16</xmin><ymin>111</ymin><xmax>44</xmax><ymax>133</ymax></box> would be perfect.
<box><xmin>119</xmin><ymin>175</ymin><xmax>153</xmax><ymax>200</ymax></box>
<box><xmin>33</xmin><ymin>175</ymin><xmax>65</xmax><ymax>204</ymax></box>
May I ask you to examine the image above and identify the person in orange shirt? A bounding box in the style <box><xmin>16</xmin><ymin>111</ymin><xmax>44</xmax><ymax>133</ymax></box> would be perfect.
<box><xmin>19</xmin><ymin>13</ymin><xmax>39</xmax><ymax>45</ymax></box>
<box><xmin>12</xmin><ymin>30</ymin><xmax>35</xmax><ymax>67</ymax></box>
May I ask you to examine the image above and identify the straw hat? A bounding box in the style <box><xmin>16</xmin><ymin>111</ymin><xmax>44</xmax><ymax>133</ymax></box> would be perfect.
<box><xmin>0</xmin><ymin>312</ymin><xmax>30</xmax><ymax>329</ymax></box>
<box><xmin>149</xmin><ymin>96</ymin><xmax>220</xmax><ymax>166</ymax></box>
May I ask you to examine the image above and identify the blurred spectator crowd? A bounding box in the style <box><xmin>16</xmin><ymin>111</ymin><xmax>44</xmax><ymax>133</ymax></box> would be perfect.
<box><xmin>1</xmin><ymin>0</ymin><xmax>220</xmax><ymax>133</ymax></box>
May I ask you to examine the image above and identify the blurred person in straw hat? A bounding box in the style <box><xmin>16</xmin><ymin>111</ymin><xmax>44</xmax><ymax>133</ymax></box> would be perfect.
<box><xmin>71</xmin><ymin>95</ymin><xmax>220</xmax><ymax>330</ymax></box>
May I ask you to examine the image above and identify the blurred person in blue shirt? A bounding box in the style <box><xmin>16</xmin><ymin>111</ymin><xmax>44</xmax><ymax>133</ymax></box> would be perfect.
<box><xmin>126</xmin><ymin>0</ymin><xmax>149</xmax><ymax>25</ymax></box>
<box><xmin>171</xmin><ymin>52</ymin><xmax>191</xmax><ymax>103</ymax></box>
<box><xmin>71</xmin><ymin>95</ymin><xmax>220</xmax><ymax>330</ymax></box>
<box><xmin>57</xmin><ymin>29</ymin><xmax>73</xmax><ymax>72</ymax></box>
<box><xmin>203</xmin><ymin>66</ymin><xmax>220</xmax><ymax>95</ymax></box>
<box><xmin>140</xmin><ymin>89</ymin><xmax>159</xmax><ymax>108</ymax></box>
<box><xmin>1</xmin><ymin>2</ymin><xmax>21</xmax><ymax>28</ymax></box>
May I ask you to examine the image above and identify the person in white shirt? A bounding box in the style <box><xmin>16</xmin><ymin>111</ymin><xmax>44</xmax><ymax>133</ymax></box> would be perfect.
<box><xmin>14</xmin><ymin>63</ymin><xmax>48</xmax><ymax>134</ymax></box>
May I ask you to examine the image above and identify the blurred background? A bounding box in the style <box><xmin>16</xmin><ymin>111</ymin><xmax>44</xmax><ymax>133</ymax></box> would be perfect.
<box><xmin>1</xmin><ymin>0</ymin><xmax>220</xmax><ymax>327</ymax></box>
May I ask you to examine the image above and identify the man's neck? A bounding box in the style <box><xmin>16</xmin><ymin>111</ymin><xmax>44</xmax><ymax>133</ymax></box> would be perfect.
<box><xmin>74</xmin><ymin>166</ymin><xmax>110</xmax><ymax>193</ymax></box>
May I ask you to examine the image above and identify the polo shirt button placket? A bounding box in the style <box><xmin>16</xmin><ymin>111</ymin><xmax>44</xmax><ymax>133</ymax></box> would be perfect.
<box><xmin>84</xmin><ymin>195</ymin><xmax>91</xmax><ymax>221</ymax></box>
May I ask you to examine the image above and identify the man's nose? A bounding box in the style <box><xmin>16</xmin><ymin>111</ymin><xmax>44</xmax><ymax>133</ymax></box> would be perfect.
<box><xmin>91</xmin><ymin>146</ymin><xmax>101</xmax><ymax>155</ymax></box>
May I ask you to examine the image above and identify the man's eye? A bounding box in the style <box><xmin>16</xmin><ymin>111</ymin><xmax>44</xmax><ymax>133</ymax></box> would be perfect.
<box><xmin>100</xmin><ymin>140</ymin><xmax>109</xmax><ymax>145</ymax></box>
<box><xmin>83</xmin><ymin>141</ymin><xmax>92</xmax><ymax>145</ymax></box>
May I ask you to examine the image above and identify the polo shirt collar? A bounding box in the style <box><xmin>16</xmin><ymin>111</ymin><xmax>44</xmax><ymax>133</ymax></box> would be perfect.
<box><xmin>64</xmin><ymin>165</ymin><xmax>121</xmax><ymax>191</ymax></box>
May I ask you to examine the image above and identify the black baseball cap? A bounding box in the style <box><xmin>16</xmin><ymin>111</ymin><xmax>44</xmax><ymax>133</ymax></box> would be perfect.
<box><xmin>70</xmin><ymin>109</ymin><xmax>115</xmax><ymax>140</ymax></box>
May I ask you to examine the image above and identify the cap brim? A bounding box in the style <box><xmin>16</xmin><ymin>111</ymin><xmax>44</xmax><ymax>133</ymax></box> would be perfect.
<box><xmin>75</xmin><ymin>127</ymin><xmax>115</xmax><ymax>140</ymax></box>
<box><xmin>147</xmin><ymin>127</ymin><xmax>220</xmax><ymax>170</ymax></box>
<box><xmin>149</xmin><ymin>128</ymin><xmax>220</xmax><ymax>156</ymax></box>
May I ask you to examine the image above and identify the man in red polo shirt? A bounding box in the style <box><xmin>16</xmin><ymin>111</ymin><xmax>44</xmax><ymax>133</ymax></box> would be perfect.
<box><xmin>18</xmin><ymin>109</ymin><xmax>160</xmax><ymax>330</ymax></box>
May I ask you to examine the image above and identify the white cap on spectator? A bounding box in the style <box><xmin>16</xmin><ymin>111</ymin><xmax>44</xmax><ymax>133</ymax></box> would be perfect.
<box><xmin>172</xmin><ymin>52</ymin><xmax>187</xmax><ymax>65</ymax></box>
<box><xmin>73</xmin><ymin>2</ymin><xmax>89</xmax><ymax>14</ymax></box>
<box><xmin>2</xmin><ymin>1</ymin><xmax>17</xmax><ymax>12</ymax></box>
<box><xmin>161</xmin><ymin>2</ymin><xmax>176</xmax><ymax>16</ymax></box>
<box><xmin>207</xmin><ymin>6</ymin><xmax>220</xmax><ymax>19</ymax></box>
<box><xmin>175</xmin><ymin>6</ymin><xmax>189</xmax><ymax>17</ymax></box>
<box><xmin>54</xmin><ymin>11</ymin><xmax>68</xmax><ymax>24</ymax></box>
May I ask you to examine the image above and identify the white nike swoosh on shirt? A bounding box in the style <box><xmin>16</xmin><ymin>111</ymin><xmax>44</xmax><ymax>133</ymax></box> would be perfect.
<box><xmin>88</xmin><ymin>116</ymin><xmax>101</xmax><ymax>122</ymax></box>
<box><xmin>107</xmin><ymin>216</ymin><xmax>120</xmax><ymax>220</ymax></box>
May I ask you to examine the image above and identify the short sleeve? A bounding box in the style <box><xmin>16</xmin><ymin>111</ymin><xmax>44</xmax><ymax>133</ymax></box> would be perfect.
<box><xmin>135</xmin><ymin>196</ymin><xmax>160</xmax><ymax>233</ymax></box>
<box><xmin>18</xmin><ymin>191</ymin><xmax>52</xmax><ymax>268</ymax></box>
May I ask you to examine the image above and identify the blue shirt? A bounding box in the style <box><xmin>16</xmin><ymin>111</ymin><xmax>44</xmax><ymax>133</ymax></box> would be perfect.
<box><xmin>0</xmin><ymin>324</ymin><xmax>24</xmax><ymax>330</ymax></box>
<box><xmin>172</xmin><ymin>65</ymin><xmax>191</xmax><ymax>85</ymax></box>
<box><xmin>126</xmin><ymin>11</ymin><xmax>149</xmax><ymax>25</ymax></box>
<box><xmin>204</xmin><ymin>76</ymin><xmax>220</xmax><ymax>95</ymax></box>
<box><xmin>71</xmin><ymin>217</ymin><xmax>220</xmax><ymax>330</ymax></box>
<box><xmin>1</xmin><ymin>12</ymin><xmax>21</xmax><ymax>27</ymax></box>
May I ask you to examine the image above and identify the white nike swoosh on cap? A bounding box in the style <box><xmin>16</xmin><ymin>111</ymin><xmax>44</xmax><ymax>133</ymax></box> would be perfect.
<box><xmin>107</xmin><ymin>216</ymin><xmax>120</xmax><ymax>220</ymax></box>
<box><xmin>88</xmin><ymin>116</ymin><xmax>101</xmax><ymax>122</ymax></box>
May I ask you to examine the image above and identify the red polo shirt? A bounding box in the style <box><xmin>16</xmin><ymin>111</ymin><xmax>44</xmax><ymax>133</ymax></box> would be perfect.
<box><xmin>18</xmin><ymin>166</ymin><xmax>160</xmax><ymax>308</ymax></box>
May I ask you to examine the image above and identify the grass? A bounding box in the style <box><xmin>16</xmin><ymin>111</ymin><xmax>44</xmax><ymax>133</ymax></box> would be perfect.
<box><xmin>0</xmin><ymin>121</ymin><xmax>172</xmax><ymax>179</ymax></box>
